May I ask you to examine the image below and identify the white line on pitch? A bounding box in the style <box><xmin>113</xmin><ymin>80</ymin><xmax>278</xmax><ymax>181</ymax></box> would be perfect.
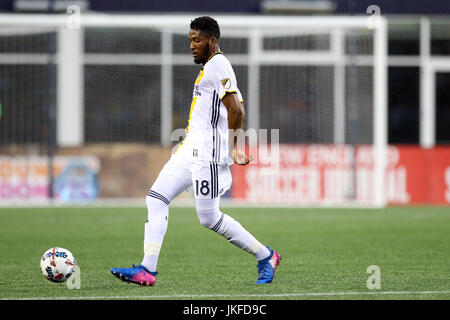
<box><xmin>2</xmin><ymin>290</ymin><xmax>450</xmax><ymax>300</ymax></box>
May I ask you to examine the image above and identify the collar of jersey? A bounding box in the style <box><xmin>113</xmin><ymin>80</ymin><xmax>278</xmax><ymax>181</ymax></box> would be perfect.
<box><xmin>205</xmin><ymin>51</ymin><xmax>223</xmax><ymax>63</ymax></box>
<box><xmin>201</xmin><ymin>51</ymin><xmax>224</xmax><ymax>69</ymax></box>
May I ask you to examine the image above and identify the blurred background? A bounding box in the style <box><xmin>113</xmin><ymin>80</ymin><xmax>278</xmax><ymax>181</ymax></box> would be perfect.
<box><xmin>0</xmin><ymin>0</ymin><xmax>449</xmax><ymax>207</ymax></box>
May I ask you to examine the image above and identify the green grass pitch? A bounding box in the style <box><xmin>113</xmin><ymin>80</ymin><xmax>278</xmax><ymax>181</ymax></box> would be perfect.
<box><xmin>0</xmin><ymin>205</ymin><xmax>449</xmax><ymax>300</ymax></box>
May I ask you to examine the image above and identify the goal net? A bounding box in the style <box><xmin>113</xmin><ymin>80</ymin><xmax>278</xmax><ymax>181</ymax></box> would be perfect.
<box><xmin>0</xmin><ymin>14</ymin><xmax>387</xmax><ymax>207</ymax></box>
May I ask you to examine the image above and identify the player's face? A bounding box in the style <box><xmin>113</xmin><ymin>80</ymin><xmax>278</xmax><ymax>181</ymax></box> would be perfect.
<box><xmin>189</xmin><ymin>29</ymin><xmax>212</xmax><ymax>65</ymax></box>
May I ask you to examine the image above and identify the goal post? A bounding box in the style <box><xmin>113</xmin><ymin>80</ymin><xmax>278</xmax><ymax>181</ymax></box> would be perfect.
<box><xmin>373</xmin><ymin>18</ymin><xmax>388</xmax><ymax>207</ymax></box>
<box><xmin>0</xmin><ymin>14</ymin><xmax>388</xmax><ymax>207</ymax></box>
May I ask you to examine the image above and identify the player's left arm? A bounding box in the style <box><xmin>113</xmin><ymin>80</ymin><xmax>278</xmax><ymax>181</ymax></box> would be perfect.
<box><xmin>222</xmin><ymin>93</ymin><xmax>253</xmax><ymax>165</ymax></box>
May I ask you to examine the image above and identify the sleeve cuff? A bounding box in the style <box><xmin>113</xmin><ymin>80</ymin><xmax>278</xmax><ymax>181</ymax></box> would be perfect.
<box><xmin>220</xmin><ymin>90</ymin><xmax>238</xmax><ymax>100</ymax></box>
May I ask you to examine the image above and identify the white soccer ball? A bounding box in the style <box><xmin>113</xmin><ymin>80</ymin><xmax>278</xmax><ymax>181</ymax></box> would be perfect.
<box><xmin>40</xmin><ymin>247</ymin><xmax>77</xmax><ymax>283</ymax></box>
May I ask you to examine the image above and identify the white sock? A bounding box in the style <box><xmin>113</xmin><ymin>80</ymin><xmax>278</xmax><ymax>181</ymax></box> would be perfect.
<box><xmin>141</xmin><ymin>195</ymin><xmax>169</xmax><ymax>272</ymax></box>
<box><xmin>216</xmin><ymin>213</ymin><xmax>271</xmax><ymax>261</ymax></box>
<box><xmin>256</xmin><ymin>246</ymin><xmax>271</xmax><ymax>261</ymax></box>
<box><xmin>195</xmin><ymin>197</ymin><xmax>270</xmax><ymax>261</ymax></box>
<box><xmin>141</xmin><ymin>222</ymin><xmax>163</xmax><ymax>272</ymax></box>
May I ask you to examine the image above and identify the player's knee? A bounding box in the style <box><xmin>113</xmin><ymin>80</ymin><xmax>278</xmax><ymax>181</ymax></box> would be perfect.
<box><xmin>195</xmin><ymin>197</ymin><xmax>222</xmax><ymax>229</ymax></box>
<box><xmin>196</xmin><ymin>207</ymin><xmax>221</xmax><ymax>229</ymax></box>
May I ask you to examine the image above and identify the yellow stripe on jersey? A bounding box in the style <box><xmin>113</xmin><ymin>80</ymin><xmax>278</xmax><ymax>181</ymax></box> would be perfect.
<box><xmin>195</xmin><ymin>68</ymin><xmax>204</xmax><ymax>84</ymax></box>
<box><xmin>186</xmin><ymin>97</ymin><xmax>197</xmax><ymax>133</ymax></box>
<box><xmin>175</xmin><ymin>96</ymin><xmax>197</xmax><ymax>154</ymax></box>
<box><xmin>189</xmin><ymin>69</ymin><xmax>204</xmax><ymax>132</ymax></box>
<box><xmin>175</xmin><ymin>69</ymin><xmax>204</xmax><ymax>154</ymax></box>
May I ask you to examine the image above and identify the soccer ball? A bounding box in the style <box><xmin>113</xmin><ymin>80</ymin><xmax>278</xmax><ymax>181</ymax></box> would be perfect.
<box><xmin>40</xmin><ymin>247</ymin><xmax>77</xmax><ymax>283</ymax></box>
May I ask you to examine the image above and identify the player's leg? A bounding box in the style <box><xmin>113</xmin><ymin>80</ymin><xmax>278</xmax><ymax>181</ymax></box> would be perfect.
<box><xmin>141</xmin><ymin>161</ymin><xmax>191</xmax><ymax>272</ymax></box>
<box><xmin>192</xmin><ymin>162</ymin><xmax>281</xmax><ymax>283</ymax></box>
<box><xmin>195</xmin><ymin>196</ymin><xmax>270</xmax><ymax>260</ymax></box>
<box><xmin>110</xmin><ymin>156</ymin><xmax>192</xmax><ymax>286</ymax></box>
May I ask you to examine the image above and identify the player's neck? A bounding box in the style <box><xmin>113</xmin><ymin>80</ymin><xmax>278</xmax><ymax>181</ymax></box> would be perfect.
<box><xmin>203</xmin><ymin>48</ymin><xmax>222</xmax><ymax>66</ymax></box>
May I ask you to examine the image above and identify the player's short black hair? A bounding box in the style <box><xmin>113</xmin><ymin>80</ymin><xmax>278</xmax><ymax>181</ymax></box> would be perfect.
<box><xmin>190</xmin><ymin>16</ymin><xmax>220</xmax><ymax>40</ymax></box>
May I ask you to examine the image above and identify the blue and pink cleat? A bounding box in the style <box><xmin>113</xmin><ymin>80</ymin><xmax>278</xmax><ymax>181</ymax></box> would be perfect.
<box><xmin>110</xmin><ymin>264</ymin><xmax>157</xmax><ymax>286</ymax></box>
<box><xmin>256</xmin><ymin>247</ymin><xmax>281</xmax><ymax>284</ymax></box>
<box><xmin>110</xmin><ymin>249</ymin><xmax>280</xmax><ymax>286</ymax></box>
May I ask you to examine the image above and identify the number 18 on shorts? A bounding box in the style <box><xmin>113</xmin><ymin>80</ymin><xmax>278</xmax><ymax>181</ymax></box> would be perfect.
<box><xmin>192</xmin><ymin>162</ymin><xmax>232</xmax><ymax>199</ymax></box>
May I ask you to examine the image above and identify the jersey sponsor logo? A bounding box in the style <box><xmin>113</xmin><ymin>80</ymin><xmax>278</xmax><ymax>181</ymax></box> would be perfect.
<box><xmin>220</xmin><ymin>78</ymin><xmax>231</xmax><ymax>89</ymax></box>
<box><xmin>193</xmin><ymin>84</ymin><xmax>201</xmax><ymax>96</ymax></box>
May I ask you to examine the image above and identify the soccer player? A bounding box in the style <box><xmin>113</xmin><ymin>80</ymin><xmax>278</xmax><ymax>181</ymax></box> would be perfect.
<box><xmin>111</xmin><ymin>16</ymin><xmax>281</xmax><ymax>286</ymax></box>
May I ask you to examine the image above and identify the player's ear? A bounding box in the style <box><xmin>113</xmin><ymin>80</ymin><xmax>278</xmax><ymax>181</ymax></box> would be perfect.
<box><xmin>209</xmin><ymin>36</ymin><xmax>218</xmax><ymax>47</ymax></box>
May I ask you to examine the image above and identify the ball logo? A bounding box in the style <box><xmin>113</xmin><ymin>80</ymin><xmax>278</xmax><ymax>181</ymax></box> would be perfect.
<box><xmin>45</xmin><ymin>266</ymin><xmax>54</xmax><ymax>279</ymax></box>
<box><xmin>45</xmin><ymin>266</ymin><xmax>64</xmax><ymax>281</ymax></box>
<box><xmin>44</xmin><ymin>251</ymin><xmax>68</xmax><ymax>259</ymax></box>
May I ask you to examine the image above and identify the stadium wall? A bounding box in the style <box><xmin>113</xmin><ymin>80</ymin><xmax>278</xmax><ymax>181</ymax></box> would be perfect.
<box><xmin>231</xmin><ymin>145</ymin><xmax>450</xmax><ymax>206</ymax></box>
<box><xmin>1</xmin><ymin>144</ymin><xmax>449</xmax><ymax>205</ymax></box>
<box><xmin>0</xmin><ymin>144</ymin><xmax>173</xmax><ymax>200</ymax></box>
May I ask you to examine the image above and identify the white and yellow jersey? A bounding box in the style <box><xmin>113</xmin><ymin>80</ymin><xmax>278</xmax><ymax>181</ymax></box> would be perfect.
<box><xmin>175</xmin><ymin>51</ymin><xmax>243</xmax><ymax>165</ymax></box>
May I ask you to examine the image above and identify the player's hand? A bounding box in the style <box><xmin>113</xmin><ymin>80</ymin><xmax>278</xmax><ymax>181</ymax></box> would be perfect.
<box><xmin>233</xmin><ymin>149</ymin><xmax>253</xmax><ymax>166</ymax></box>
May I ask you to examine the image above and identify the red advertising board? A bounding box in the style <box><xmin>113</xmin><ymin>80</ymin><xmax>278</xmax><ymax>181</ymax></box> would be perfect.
<box><xmin>231</xmin><ymin>145</ymin><xmax>450</xmax><ymax>205</ymax></box>
<box><xmin>429</xmin><ymin>146</ymin><xmax>450</xmax><ymax>204</ymax></box>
